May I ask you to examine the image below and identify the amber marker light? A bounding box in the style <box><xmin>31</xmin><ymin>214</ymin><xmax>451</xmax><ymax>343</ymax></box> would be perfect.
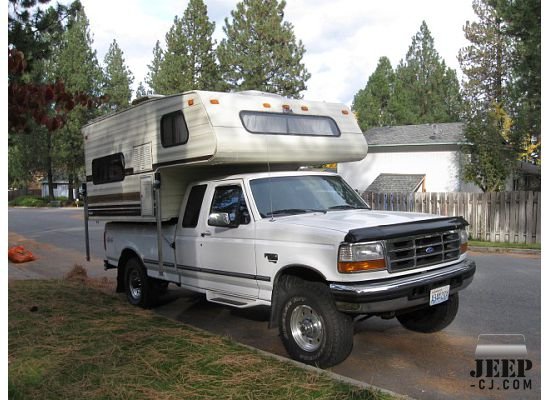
<box><xmin>342</xmin><ymin>109</ymin><xmax>350</xmax><ymax>115</ymax></box>
<box><xmin>187</xmin><ymin>99</ymin><xmax>194</xmax><ymax>106</ymax></box>
<box><xmin>210</xmin><ymin>99</ymin><xmax>219</xmax><ymax>104</ymax></box>
<box><xmin>263</xmin><ymin>103</ymin><xmax>271</xmax><ymax>108</ymax></box>
<box><xmin>301</xmin><ymin>105</ymin><xmax>309</xmax><ymax>111</ymax></box>
<box><xmin>282</xmin><ymin>104</ymin><xmax>290</xmax><ymax>111</ymax></box>
<box><xmin>459</xmin><ymin>229</ymin><xmax>469</xmax><ymax>254</ymax></box>
<box><xmin>338</xmin><ymin>259</ymin><xmax>386</xmax><ymax>273</ymax></box>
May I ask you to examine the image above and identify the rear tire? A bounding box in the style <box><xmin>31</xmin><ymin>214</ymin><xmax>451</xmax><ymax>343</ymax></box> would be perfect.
<box><xmin>278</xmin><ymin>277</ymin><xmax>353</xmax><ymax>368</ymax></box>
<box><xmin>397</xmin><ymin>293</ymin><xmax>459</xmax><ymax>333</ymax></box>
<box><xmin>124</xmin><ymin>258</ymin><xmax>157</xmax><ymax>308</ymax></box>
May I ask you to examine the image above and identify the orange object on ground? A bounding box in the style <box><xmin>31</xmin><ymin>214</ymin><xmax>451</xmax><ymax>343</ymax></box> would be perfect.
<box><xmin>8</xmin><ymin>246</ymin><xmax>36</xmax><ymax>263</ymax></box>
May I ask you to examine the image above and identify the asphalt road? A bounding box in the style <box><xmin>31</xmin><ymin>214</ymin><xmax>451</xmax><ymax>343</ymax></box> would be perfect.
<box><xmin>8</xmin><ymin>207</ymin><xmax>541</xmax><ymax>399</ymax></box>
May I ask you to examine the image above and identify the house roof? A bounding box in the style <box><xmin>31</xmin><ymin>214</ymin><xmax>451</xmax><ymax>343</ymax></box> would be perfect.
<box><xmin>365</xmin><ymin>173</ymin><xmax>425</xmax><ymax>192</ymax></box>
<box><xmin>365</xmin><ymin>122</ymin><xmax>465</xmax><ymax>146</ymax></box>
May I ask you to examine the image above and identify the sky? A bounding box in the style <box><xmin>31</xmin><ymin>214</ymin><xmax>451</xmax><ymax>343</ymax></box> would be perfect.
<box><xmin>79</xmin><ymin>0</ymin><xmax>478</xmax><ymax>106</ymax></box>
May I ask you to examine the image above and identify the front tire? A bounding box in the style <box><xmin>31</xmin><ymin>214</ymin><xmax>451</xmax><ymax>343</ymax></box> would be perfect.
<box><xmin>124</xmin><ymin>258</ymin><xmax>156</xmax><ymax>308</ymax></box>
<box><xmin>278</xmin><ymin>277</ymin><xmax>353</xmax><ymax>368</ymax></box>
<box><xmin>397</xmin><ymin>293</ymin><xmax>459</xmax><ymax>333</ymax></box>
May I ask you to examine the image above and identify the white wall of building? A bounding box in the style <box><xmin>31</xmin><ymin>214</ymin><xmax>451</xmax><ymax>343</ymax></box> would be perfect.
<box><xmin>41</xmin><ymin>183</ymin><xmax>77</xmax><ymax>199</ymax></box>
<box><xmin>338</xmin><ymin>148</ymin><xmax>482</xmax><ymax>193</ymax></box>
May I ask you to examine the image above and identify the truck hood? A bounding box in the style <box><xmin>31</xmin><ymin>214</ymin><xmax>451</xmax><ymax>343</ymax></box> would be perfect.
<box><xmin>274</xmin><ymin>210</ymin><xmax>440</xmax><ymax>233</ymax></box>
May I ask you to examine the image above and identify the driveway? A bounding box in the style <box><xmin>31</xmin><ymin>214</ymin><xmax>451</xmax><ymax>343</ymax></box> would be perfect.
<box><xmin>8</xmin><ymin>207</ymin><xmax>541</xmax><ymax>399</ymax></box>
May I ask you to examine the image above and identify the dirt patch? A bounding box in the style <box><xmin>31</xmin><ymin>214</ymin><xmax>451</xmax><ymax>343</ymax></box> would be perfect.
<box><xmin>65</xmin><ymin>264</ymin><xmax>89</xmax><ymax>282</ymax></box>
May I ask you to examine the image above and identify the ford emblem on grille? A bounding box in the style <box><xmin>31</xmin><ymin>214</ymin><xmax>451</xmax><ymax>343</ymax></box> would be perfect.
<box><xmin>425</xmin><ymin>246</ymin><xmax>435</xmax><ymax>254</ymax></box>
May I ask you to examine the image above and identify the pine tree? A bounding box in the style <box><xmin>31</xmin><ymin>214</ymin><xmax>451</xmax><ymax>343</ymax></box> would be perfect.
<box><xmin>352</xmin><ymin>22</ymin><xmax>461</xmax><ymax>130</ymax></box>
<box><xmin>146</xmin><ymin>40</ymin><xmax>165</xmax><ymax>93</ymax></box>
<box><xmin>217</xmin><ymin>0</ymin><xmax>310</xmax><ymax>98</ymax></box>
<box><xmin>181</xmin><ymin>0</ymin><xmax>220</xmax><ymax>90</ymax></box>
<box><xmin>458</xmin><ymin>0</ymin><xmax>513</xmax><ymax>106</ymax></box>
<box><xmin>458</xmin><ymin>0</ymin><xmax>516</xmax><ymax>191</ymax></box>
<box><xmin>462</xmin><ymin>103</ymin><xmax>515</xmax><ymax>192</ymax></box>
<box><xmin>497</xmin><ymin>0</ymin><xmax>540</xmax><ymax>164</ymax></box>
<box><xmin>135</xmin><ymin>81</ymin><xmax>149</xmax><ymax>98</ymax></box>
<box><xmin>391</xmin><ymin>21</ymin><xmax>461</xmax><ymax>124</ymax></box>
<box><xmin>352</xmin><ymin>57</ymin><xmax>395</xmax><ymax>131</ymax></box>
<box><xmin>103</xmin><ymin>39</ymin><xmax>134</xmax><ymax>111</ymax></box>
<box><xmin>52</xmin><ymin>5</ymin><xmax>103</xmax><ymax>200</ymax></box>
<box><xmin>146</xmin><ymin>0</ymin><xmax>219</xmax><ymax>94</ymax></box>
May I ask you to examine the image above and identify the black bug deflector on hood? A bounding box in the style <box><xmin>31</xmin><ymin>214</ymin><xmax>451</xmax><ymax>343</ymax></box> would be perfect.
<box><xmin>344</xmin><ymin>216</ymin><xmax>469</xmax><ymax>243</ymax></box>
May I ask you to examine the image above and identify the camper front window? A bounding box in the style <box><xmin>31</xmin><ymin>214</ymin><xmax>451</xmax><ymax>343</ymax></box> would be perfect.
<box><xmin>240</xmin><ymin>111</ymin><xmax>340</xmax><ymax>137</ymax></box>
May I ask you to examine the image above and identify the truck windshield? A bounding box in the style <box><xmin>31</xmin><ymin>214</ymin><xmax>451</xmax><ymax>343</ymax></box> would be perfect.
<box><xmin>250</xmin><ymin>175</ymin><xmax>369</xmax><ymax>218</ymax></box>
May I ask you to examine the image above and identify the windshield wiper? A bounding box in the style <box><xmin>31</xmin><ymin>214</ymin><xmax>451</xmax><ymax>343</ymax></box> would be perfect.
<box><xmin>328</xmin><ymin>205</ymin><xmax>370</xmax><ymax>210</ymax></box>
<box><xmin>267</xmin><ymin>208</ymin><xmax>327</xmax><ymax>217</ymax></box>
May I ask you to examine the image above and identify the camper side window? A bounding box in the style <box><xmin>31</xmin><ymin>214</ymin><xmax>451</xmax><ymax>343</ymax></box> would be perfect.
<box><xmin>91</xmin><ymin>153</ymin><xmax>125</xmax><ymax>185</ymax></box>
<box><xmin>161</xmin><ymin>111</ymin><xmax>189</xmax><ymax>147</ymax></box>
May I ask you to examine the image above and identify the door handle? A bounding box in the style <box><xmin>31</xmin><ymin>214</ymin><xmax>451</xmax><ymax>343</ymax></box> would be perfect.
<box><xmin>201</xmin><ymin>231</ymin><xmax>212</xmax><ymax>237</ymax></box>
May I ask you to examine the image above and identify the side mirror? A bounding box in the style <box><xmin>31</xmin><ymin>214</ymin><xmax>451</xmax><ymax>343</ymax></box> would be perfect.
<box><xmin>208</xmin><ymin>212</ymin><xmax>239</xmax><ymax>228</ymax></box>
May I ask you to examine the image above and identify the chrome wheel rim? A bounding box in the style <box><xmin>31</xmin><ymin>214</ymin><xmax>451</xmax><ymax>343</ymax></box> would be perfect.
<box><xmin>128</xmin><ymin>269</ymin><xmax>142</xmax><ymax>300</ymax></box>
<box><xmin>290</xmin><ymin>305</ymin><xmax>323</xmax><ymax>352</ymax></box>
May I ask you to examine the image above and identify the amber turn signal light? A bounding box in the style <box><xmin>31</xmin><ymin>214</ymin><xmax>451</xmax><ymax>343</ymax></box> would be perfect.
<box><xmin>338</xmin><ymin>259</ymin><xmax>386</xmax><ymax>273</ymax></box>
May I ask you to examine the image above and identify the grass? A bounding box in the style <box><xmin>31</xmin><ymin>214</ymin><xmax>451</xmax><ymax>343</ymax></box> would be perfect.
<box><xmin>469</xmin><ymin>240</ymin><xmax>541</xmax><ymax>250</ymax></box>
<box><xmin>9</xmin><ymin>195</ymin><xmax>49</xmax><ymax>207</ymax></box>
<box><xmin>9</xmin><ymin>276</ymin><xmax>393</xmax><ymax>400</ymax></box>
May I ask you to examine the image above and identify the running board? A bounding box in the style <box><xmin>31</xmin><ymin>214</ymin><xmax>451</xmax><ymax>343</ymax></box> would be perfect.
<box><xmin>205</xmin><ymin>291</ymin><xmax>260</xmax><ymax>308</ymax></box>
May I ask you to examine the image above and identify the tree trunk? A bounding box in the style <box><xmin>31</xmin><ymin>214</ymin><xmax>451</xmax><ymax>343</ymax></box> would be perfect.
<box><xmin>47</xmin><ymin>133</ymin><xmax>55</xmax><ymax>200</ymax></box>
<box><xmin>68</xmin><ymin>174</ymin><xmax>74</xmax><ymax>201</ymax></box>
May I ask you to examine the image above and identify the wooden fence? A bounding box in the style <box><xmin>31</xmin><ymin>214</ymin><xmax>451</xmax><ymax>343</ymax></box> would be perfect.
<box><xmin>362</xmin><ymin>191</ymin><xmax>541</xmax><ymax>244</ymax></box>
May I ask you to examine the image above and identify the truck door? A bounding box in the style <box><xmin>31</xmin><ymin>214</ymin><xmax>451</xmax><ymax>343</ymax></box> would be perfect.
<box><xmin>176</xmin><ymin>181</ymin><xmax>258</xmax><ymax>299</ymax></box>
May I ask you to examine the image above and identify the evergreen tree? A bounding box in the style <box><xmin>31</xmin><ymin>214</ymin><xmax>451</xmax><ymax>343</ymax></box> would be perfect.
<box><xmin>497</xmin><ymin>0</ymin><xmax>540</xmax><ymax>164</ymax></box>
<box><xmin>217</xmin><ymin>0</ymin><xmax>310</xmax><ymax>98</ymax></box>
<box><xmin>52</xmin><ymin>5</ymin><xmax>103</xmax><ymax>200</ymax></box>
<box><xmin>145</xmin><ymin>40</ymin><xmax>165</xmax><ymax>93</ymax></box>
<box><xmin>458</xmin><ymin>0</ymin><xmax>516</xmax><ymax>191</ymax></box>
<box><xmin>462</xmin><ymin>103</ymin><xmax>515</xmax><ymax>192</ymax></box>
<box><xmin>146</xmin><ymin>0</ymin><xmax>219</xmax><ymax>94</ymax></box>
<box><xmin>135</xmin><ymin>81</ymin><xmax>150</xmax><ymax>98</ymax></box>
<box><xmin>352</xmin><ymin>57</ymin><xmax>395</xmax><ymax>131</ymax></box>
<box><xmin>352</xmin><ymin>22</ymin><xmax>461</xmax><ymax>130</ymax></box>
<box><xmin>458</xmin><ymin>0</ymin><xmax>513</xmax><ymax>105</ymax></box>
<box><xmin>103</xmin><ymin>39</ymin><xmax>134</xmax><ymax>111</ymax></box>
<box><xmin>391</xmin><ymin>21</ymin><xmax>461</xmax><ymax>124</ymax></box>
<box><xmin>8</xmin><ymin>124</ymin><xmax>49</xmax><ymax>189</ymax></box>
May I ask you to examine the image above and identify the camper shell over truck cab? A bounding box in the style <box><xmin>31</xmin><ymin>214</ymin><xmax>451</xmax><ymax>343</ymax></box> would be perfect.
<box><xmin>83</xmin><ymin>90</ymin><xmax>475</xmax><ymax>369</ymax></box>
<box><xmin>83</xmin><ymin>90</ymin><xmax>367</xmax><ymax>221</ymax></box>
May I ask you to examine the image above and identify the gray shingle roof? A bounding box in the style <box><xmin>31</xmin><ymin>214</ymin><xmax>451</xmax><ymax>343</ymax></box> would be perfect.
<box><xmin>365</xmin><ymin>122</ymin><xmax>465</xmax><ymax>146</ymax></box>
<box><xmin>365</xmin><ymin>173</ymin><xmax>425</xmax><ymax>192</ymax></box>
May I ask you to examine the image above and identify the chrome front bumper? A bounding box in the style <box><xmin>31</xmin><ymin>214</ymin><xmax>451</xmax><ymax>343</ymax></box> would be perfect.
<box><xmin>329</xmin><ymin>258</ymin><xmax>476</xmax><ymax>314</ymax></box>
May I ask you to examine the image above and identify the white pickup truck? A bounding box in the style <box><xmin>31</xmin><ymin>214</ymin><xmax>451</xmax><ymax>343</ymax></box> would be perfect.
<box><xmin>104</xmin><ymin>170</ymin><xmax>476</xmax><ymax>368</ymax></box>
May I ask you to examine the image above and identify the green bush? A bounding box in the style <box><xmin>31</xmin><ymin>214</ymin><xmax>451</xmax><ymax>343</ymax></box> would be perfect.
<box><xmin>9</xmin><ymin>196</ymin><xmax>48</xmax><ymax>207</ymax></box>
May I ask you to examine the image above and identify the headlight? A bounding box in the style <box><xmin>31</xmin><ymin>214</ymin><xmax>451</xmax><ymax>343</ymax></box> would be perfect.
<box><xmin>459</xmin><ymin>229</ymin><xmax>468</xmax><ymax>254</ymax></box>
<box><xmin>338</xmin><ymin>241</ymin><xmax>386</xmax><ymax>273</ymax></box>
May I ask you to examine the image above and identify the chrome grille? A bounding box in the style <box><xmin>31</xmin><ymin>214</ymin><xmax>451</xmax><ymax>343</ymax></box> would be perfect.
<box><xmin>386</xmin><ymin>230</ymin><xmax>461</xmax><ymax>273</ymax></box>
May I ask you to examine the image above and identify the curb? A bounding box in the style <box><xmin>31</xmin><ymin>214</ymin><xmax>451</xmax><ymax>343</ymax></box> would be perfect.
<box><xmin>468</xmin><ymin>246</ymin><xmax>540</xmax><ymax>255</ymax></box>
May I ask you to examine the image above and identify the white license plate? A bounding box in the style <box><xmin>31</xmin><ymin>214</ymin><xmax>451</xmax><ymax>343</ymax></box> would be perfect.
<box><xmin>429</xmin><ymin>285</ymin><xmax>450</xmax><ymax>306</ymax></box>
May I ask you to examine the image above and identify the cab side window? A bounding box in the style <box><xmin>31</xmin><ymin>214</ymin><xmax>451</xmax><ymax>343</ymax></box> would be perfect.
<box><xmin>210</xmin><ymin>185</ymin><xmax>250</xmax><ymax>225</ymax></box>
<box><xmin>182</xmin><ymin>184</ymin><xmax>207</xmax><ymax>228</ymax></box>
